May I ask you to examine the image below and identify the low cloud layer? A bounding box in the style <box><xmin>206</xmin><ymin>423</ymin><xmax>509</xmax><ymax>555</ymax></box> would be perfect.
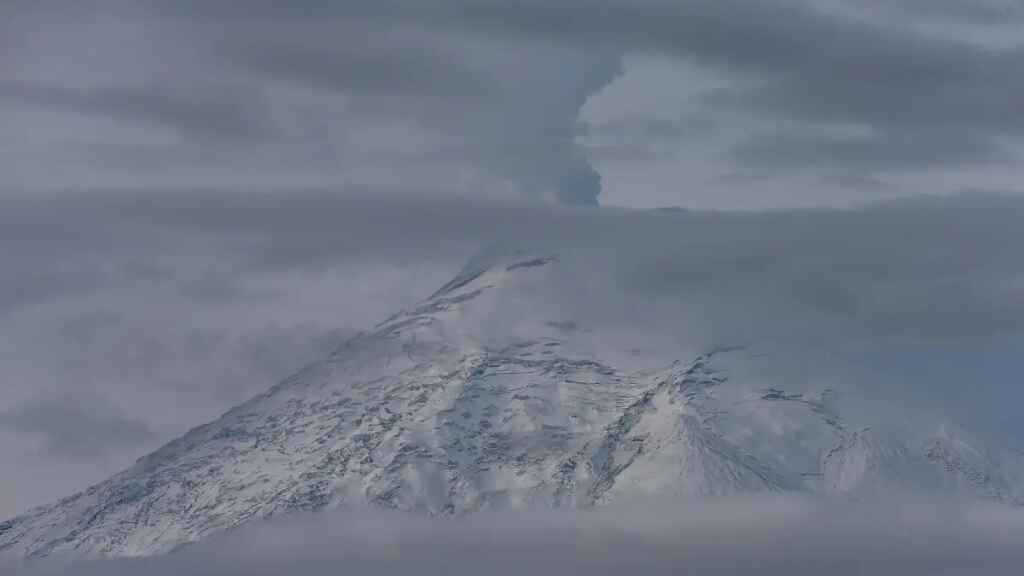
<box><xmin>0</xmin><ymin>395</ymin><xmax>154</xmax><ymax>460</ymax></box>
<box><xmin>3</xmin><ymin>192</ymin><xmax>1024</xmax><ymax>518</ymax></box>
<box><xmin>8</xmin><ymin>497</ymin><xmax>1024</xmax><ymax>575</ymax></box>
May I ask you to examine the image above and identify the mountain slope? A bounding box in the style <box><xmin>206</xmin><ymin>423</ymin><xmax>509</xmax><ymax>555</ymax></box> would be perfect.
<box><xmin>1</xmin><ymin>250</ymin><xmax>1020</xmax><ymax>559</ymax></box>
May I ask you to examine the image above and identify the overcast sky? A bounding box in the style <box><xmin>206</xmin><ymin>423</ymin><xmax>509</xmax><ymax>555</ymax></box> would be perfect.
<box><xmin>3</xmin><ymin>0</ymin><xmax>1023</xmax><ymax>208</ymax></box>
<box><xmin>3</xmin><ymin>0</ymin><xmax>1024</xmax><ymax>536</ymax></box>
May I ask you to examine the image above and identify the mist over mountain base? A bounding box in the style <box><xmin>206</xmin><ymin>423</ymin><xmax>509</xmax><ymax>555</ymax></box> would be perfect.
<box><xmin>8</xmin><ymin>496</ymin><xmax>1023</xmax><ymax>575</ymax></box>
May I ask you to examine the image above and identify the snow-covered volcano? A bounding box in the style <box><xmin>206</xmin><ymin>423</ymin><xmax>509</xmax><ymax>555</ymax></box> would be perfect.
<box><xmin>2</xmin><ymin>246</ymin><xmax>1021</xmax><ymax>559</ymax></box>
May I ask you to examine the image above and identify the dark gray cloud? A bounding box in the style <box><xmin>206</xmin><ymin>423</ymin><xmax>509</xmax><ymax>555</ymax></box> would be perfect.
<box><xmin>6</xmin><ymin>0</ymin><xmax>1023</xmax><ymax>206</ymax></box>
<box><xmin>7</xmin><ymin>498</ymin><xmax>1024</xmax><ymax>574</ymax></box>
<box><xmin>817</xmin><ymin>172</ymin><xmax>893</xmax><ymax>192</ymax></box>
<box><xmin>218</xmin><ymin>34</ymin><xmax>493</xmax><ymax>106</ymax></box>
<box><xmin>579</xmin><ymin>113</ymin><xmax>718</xmax><ymax>164</ymax></box>
<box><xmin>858</xmin><ymin>0</ymin><xmax>1024</xmax><ymax>23</ymax></box>
<box><xmin>8</xmin><ymin>1</ymin><xmax>1024</xmax><ymax>207</ymax></box>
<box><xmin>731</xmin><ymin>127</ymin><xmax>1008</xmax><ymax>171</ymax></box>
<box><xmin>220</xmin><ymin>30</ymin><xmax>622</xmax><ymax>205</ymax></box>
<box><xmin>379</xmin><ymin>0</ymin><xmax>1024</xmax><ymax>175</ymax></box>
<box><xmin>186</xmin><ymin>0</ymin><xmax>1018</xmax><ymax>199</ymax></box>
<box><xmin>1</xmin><ymin>395</ymin><xmax>155</xmax><ymax>460</ymax></box>
<box><xmin>0</xmin><ymin>2</ymin><xmax>621</xmax><ymax>205</ymax></box>
<box><xmin>0</xmin><ymin>82</ymin><xmax>273</xmax><ymax>141</ymax></box>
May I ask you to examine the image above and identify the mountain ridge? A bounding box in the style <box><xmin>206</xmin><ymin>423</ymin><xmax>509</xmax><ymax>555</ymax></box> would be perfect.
<box><xmin>2</xmin><ymin>249</ymin><xmax>1020</xmax><ymax>559</ymax></box>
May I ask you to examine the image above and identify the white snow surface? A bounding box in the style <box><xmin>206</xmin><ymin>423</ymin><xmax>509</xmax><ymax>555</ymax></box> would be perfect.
<box><xmin>1</xmin><ymin>248</ymin><xmax>1021</xmax><ymax>559</ymax></box>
